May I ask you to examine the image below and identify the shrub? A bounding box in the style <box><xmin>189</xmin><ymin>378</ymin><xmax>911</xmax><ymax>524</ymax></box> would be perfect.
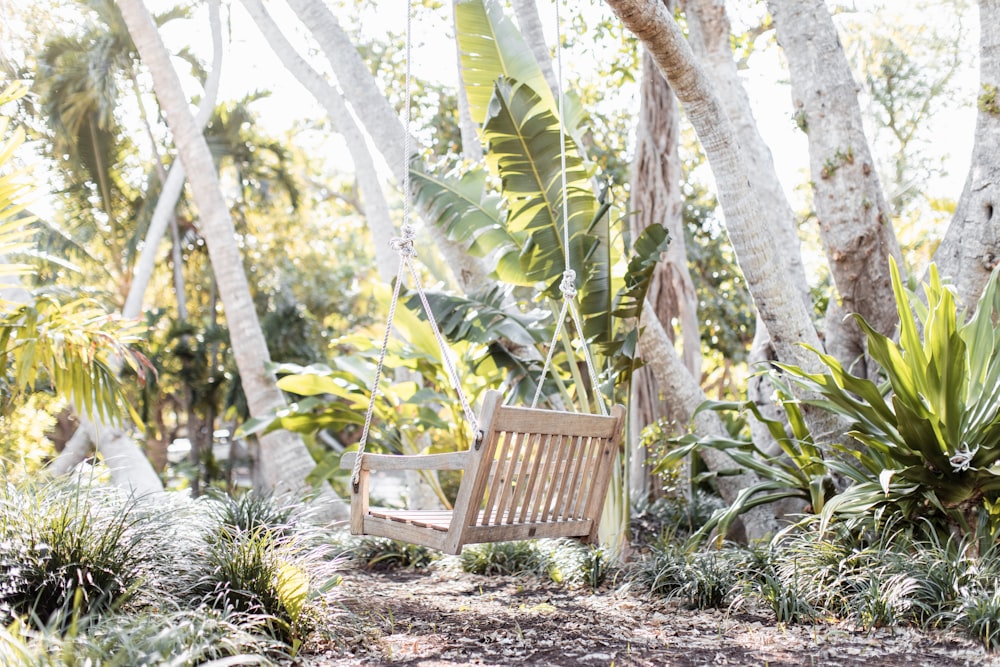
<box><xmin>459</xmin><ymin>540</ymin><xmax>550</xmax><ymax>577</ymax></box>
<box><xmin>181</xmin><ymin>492</ymin><xmax>342</xmax><ymax>649</ymax></box>
<box><xmin>346</xmin><ymin>536</ymin><xmax>437</xmax><ymax>571</ymax></box>
<box><xmin>632</xmin><ymin>542</ymin><xmax>741</xmax><ymax>609</ymax></box>
<box><xmin>0</xmin><ymin>480</ymin><xmax>157</xmax><ymax>628</ymax></box>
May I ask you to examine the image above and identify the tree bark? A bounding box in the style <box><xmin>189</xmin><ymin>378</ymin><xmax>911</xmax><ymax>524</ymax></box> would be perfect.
<box><xmin>628</xmin><ymin>46</ymin><xmax>697</xmax><ymax>502</ymax></box>
<box><xmin>932</xmin><ymin>0</ymin><xmax>1000</xmax><ymax>310</ymax></box>
<box><xmin>115</xmin><ymin>0</ymin><xmax>347</xmax><ymax>518</ymax></box>
<box><xmin>510</xmin><ymin>0</ymin><xmax>559</xmax><ymax>95</ymax></box>
<box><xmin>768</xmin><ymin>0</ymin><xmax>902</xmax><ymax>377</ymax></box>
<box><xmin>49</xmin><ymin>0</ymin><xmax>223</xmax><ymax>485</ymax></box>
<box><xmin>681</xmin><ymin>0</ymin><xmax>808</xmax><ymax>458</ymax></box>
<box><xmin>639</xmin><ymin>302</ymin><xmax>779</xmax><ymax>540</ymax></box>
<box><xmin>240</xmin><ymin>0</ymin><xmax>399</xmax><ymax>281</ymax></box>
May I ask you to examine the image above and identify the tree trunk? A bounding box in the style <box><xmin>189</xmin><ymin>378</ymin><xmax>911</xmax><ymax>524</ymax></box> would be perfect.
<box><xmin>240</xmin><ymin>0</ymin><xmax>399</xmax><ymax>280</ymax></box>
<box><xmin>681</xmin><ymin>0</ymin><xmax>809</xmax><ymax>459</ymax></box>
<box><xmin>628</xmin><ymin>46</ymin><xmax>696</xmax><ymax>502</ymax></box>
<box><xmin>768</xmin><ymin>0</ymin><xmax>902</xmax><ymax>378</ymax></box>
<box><xmin>510</xmin><ymin>0</ymin><xmax>559</xmax><ymax>95</ymax></box>
<box><xmin>639</xmin><ymin>302</ymin><xmax>779</xmax><ymax>541</ymax></box>
<box><xmin>49</xmin><ymin>0</ymin><xmax>223</xmax><ymax>483</ymax></box>
<box><xmin>115</xmin><ymin>0</ymin><xmax>347</xmax><ymax>518</ymax></box>
<box><xmin>932</xmin><ymin>0</ymin><xmax>1000</xmax><ymax>310</ymax></box>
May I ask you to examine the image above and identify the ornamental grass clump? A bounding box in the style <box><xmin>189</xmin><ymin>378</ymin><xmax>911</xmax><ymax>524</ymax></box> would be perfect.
<box><xmin>0</xmin><ymin>479</ymin><xmax>156</xmax><ymax>628</ymax></box>
<box><xmin>181</xmin><ymin>492</ymin><xmax>342</xmax><ymax>650</ymax></box>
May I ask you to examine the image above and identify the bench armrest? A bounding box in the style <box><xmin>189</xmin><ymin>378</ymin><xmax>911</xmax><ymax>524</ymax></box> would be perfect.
<box><xmin>341</xmin><ymin>451</ymin><xmax>469</xmax><ymax>472</ymax></box>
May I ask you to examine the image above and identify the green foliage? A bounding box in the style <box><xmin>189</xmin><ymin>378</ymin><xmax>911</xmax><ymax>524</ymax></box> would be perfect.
<box><xmin>346</xmin><ymin>536</ymin><xmax>438</xmax><ymax>571</ymax></box>
<box><xmin>0</xmin><ymin>480</ymin><xmax>153</xmax><ymax>628</ymax></box>
<box><xmin>782</xmin><ymin>259</ymin><xmax>1000</xmax><ymax>536</ymax></box>
<box><xmin>0</xmin><ymin>82</ymin><xmax>153</xmax><ymax>427</ymax></box>
<box><xmin>660</xmin><ymin>373</ymin><xmax>834</xmax><ymax>544</ymax></box>
<box><xmin>979</xmin><ymin>84</ymin><xmax>1000</xmax><ymax>116</ymax></box>
<box><xmin>631</xmin><ymin>541</ymin><xmax>742</xmax><ymax>609</ymax></box>
<box><xmin>459</xmin><ymin>540</ymin><xmax>550</xmax><ymax>577</ymax></box>
<box><xmin>183</xmin><ymin>492</ymin><xmax>342</xmax><ymax>647</ymax></box>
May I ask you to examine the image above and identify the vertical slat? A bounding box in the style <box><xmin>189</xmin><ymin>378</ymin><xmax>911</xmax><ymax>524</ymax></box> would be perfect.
<box><xmin>559</xmin><ymin>434</ymin><xmax>594</xmax><ymax>519</ymax></box>
<box><xmin>480</xmin><ymin>429</ymin><xmax>516</xmax><ymax>524</ymax></box>
<box><xmin>516</xmin><ymin>432</ymin><xmax>547</xmax><ymax>522</ymax></box>
<box><xmin>539</xmin><ymin>433</ymin><xmax>572</xmax><ymax>521</ymax></box>
<box><xmin>552</xmin><ymin>434</ymin><xmax>584</xmax><ymax>520</ymax></box>
<box><xmin>570</xmin><ymin>435</ymin><xmax>602</xmax><ymax>518</ymax></box>
<box><xmin>507</xmin><ymin>431</ymin><xmax>539</xmax><ymax>523</ymax></box>
<box><xmin>491</xmin><ymin>430</ymin><xmax>528</xmax><ymax>525</ymax></box>
<box><xmin>583</xmin><ymin>405</ymin><xmax>626</xmax><ymax>542</ymax></box>
<box><xmin>528</xmin><ymin>433</ymin><xmax>559</xmax><ymax>522</ymax></box>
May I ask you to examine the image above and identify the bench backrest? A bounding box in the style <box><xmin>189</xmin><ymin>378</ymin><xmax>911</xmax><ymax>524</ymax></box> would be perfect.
<box><xmin>447</xmin><ymin>390</ymin><xmax>625</xmax><ymax>549</ymax></box>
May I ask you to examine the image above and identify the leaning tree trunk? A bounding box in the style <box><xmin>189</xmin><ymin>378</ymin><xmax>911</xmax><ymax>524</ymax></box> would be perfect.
<box><xmin>285</xmin><ymin>0</ymin><xmax>490</xmax><ymax>293</ymax></box>
<box><xmin>49</xmin><ymin>0</ymin><xmax>224</xmax><ymax>483</ymax></box>
<box><xmin>932</xmin><ymin>0</ymin><xmax>1000</xmax><ymax>310</ymax></box>
<box><xmin>639</xmin><ymin>302</ymin><xmax>780</xmax><ymax>541</ymax></box>
<box><xmin>628</xmin><ymin>46</ymin><xmax>698</xmax><ymax>503</ymax></box>
<box><xmin>510</xmin><ymin>0</ymin><xmax>559</xmax><ymax>95</ymax></box>
<box><xmin>116</xmin><ymin>0</ymin><xmax>346</xmax><ymax>517</ymax></box>
<box><xmin>682</xmin><ymin>0</ymin><xmax>810</xmax><ymax>457</ymax></box>
<box><xmin>768</xmin><ymin>0</ymin><xmax>902</xmax><ymax>379</ymax></box>
<box><xmin>240</xmin><ymin>0</ymin><xmax>399</xmax><ymax>279</ymax></box>
<box><xmin>602</xmin><ymin>0</ymin><xmax>845</xmax><ymax>444</ymax></box>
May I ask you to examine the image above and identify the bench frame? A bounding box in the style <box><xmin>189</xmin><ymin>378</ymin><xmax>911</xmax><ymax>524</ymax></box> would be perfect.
<box><xmin>341</xmin><ymin>389</ymin><xmax>626</xmax><ymax>555</ymax></box>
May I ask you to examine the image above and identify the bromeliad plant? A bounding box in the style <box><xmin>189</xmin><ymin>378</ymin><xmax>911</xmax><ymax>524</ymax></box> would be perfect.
<box><xmin>659</xmin><ymin>372</ymin><xmax>835</xmax><ymax>545</ymax></box>
<box><xmin>784</xmin><ymin>258</ymin><xmax>1000</xmax><ymax>537</ymax></box>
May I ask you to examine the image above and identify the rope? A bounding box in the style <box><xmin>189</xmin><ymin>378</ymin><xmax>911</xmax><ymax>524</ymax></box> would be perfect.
<box><xmin>353</xmin><ymin>0</ymin><xmax>482</xmax><ymax>489</ymax></box>
<box><xmin>531</xmin><ymin>0</ymin><xmax>609</xmax><ymax>415</ymax></box>
<box><xmin>352</xmin><ymin>255</ymin><xmax>408</xmax><ymax>489</ymax></box>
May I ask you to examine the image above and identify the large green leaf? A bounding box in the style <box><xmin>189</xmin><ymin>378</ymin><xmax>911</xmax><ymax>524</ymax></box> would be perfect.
<box><xmin>483</xmin><ymin>78</ymin><xmax>610</xmax><ymax>338</ymax></box>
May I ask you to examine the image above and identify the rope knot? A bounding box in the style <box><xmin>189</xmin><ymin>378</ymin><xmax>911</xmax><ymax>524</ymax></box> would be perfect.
<box><xmin>390</xmin><ymin>223</ymin><xmax>417</xmax><ymax>258</ymax></box>
<box><xmin>559</xmin><ymin>269</ymin><xmax>577</xmax><ymax>299</ymax></box>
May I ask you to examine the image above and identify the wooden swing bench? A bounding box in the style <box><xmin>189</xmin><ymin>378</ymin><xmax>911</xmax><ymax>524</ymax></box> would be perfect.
<box><xmin>341</xmin><ymin>389</ymin><xmax>626</xmax><ymax>555</ymax></box>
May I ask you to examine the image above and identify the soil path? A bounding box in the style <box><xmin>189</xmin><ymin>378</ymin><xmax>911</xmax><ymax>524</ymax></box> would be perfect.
<box><xmin>299</xmin><ymin>568</ymin><xmax>996</xmax><ymax>666</ymax></box>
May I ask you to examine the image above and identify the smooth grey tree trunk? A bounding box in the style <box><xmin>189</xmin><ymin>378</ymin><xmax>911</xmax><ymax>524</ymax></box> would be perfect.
<box><xmin>240</xmin><ymin>0</ymin><xmax>399</xmax><ymax>280</ymax></box>
<box><xmin>932</xmin><ymin>0</ymin><xmax>1000</xmax><ymax>310</ymax></box>
<box><xmin>283</xmin><ymin>0</ymin><xmax>490</xmax><ymax>293</ymax></box>
<box><xmin>639</xmin><ymin>302</ymin><xmax>780</xmax><ymax>541</ymax></box>
<box><xmin>116</xmin><ymin>0</ymin><xmax>347</xmax><ymax>519</ymax></box>
<box><xmin>603</xmin><ymin>0</ymin><xmax>851</xmax><ymax>453</ymax></box>
<box><xmin>768</xmin><ymin>0</ymin><xmax>902</xmax><ymax>380</ymax></box>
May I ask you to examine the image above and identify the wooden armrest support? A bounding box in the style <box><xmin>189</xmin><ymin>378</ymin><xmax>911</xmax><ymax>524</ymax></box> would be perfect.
<box><xmin>341</xmin><ymin>451</ymin><xmax>469</xmax><ymax>472</ymax></box>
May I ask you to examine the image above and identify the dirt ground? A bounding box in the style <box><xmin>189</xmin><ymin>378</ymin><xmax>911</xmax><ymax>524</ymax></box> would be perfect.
<box><xmin>296</xmin><ymin>567</ymin><xmax>998</xmax><ymax>667</ymax></box>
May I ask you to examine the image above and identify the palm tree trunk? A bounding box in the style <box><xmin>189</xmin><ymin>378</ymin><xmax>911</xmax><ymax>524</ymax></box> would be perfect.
<box><xmin>240</xmin><ymin>0</ymin><xmax>399</xmax><ymax>280</ymax></box>
<box><xmin>50</xmin><ymin>0</ymin><xmax>223</xmax><ymax>480</ymax></box>
<box><xmin>115</xmin><ymin>0</ymin><xmax>347</xmax><ymax>517</ymax></box>
<box><xmin>284</xmin><ymin>0</ymin><xmax>490</xmax><ymax>293</ymax></box>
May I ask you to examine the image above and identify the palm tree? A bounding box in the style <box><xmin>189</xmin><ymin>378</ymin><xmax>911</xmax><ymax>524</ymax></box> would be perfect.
<box><xmin>115</xmin><ymin>0</ymin><xmax>346</xmax><ymax>515</ymax></box>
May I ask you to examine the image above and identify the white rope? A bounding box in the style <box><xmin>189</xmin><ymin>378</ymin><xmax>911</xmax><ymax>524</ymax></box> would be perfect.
<box><xmin>531</xmin><ymin>0</ymin><xmax>608</xmax><ymax>415</ymax></box>
<box><xmin>352</xmin><ymin>254</ymin><xmax>408</xmax><ymax>489</ymax></box>
<box><xmin>353</xmin><ymin>2</ymin><xmax>482</xmax><ymax>488</ymax></box>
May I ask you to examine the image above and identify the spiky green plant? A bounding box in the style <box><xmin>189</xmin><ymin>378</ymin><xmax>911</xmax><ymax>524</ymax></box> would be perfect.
<box><xmin>780</xmin><ymin>259</ymin><xmax>1000</xmax><ymax>536</ymax></box>
<box><xmin>347</xmin><ymin>536</ymin><xmax>437</xmax><ymax>571</ymax></box>
<box><xmin>0</xmin><ymin>479</ymin><xmax>156</xmax><ymax>628</ymax></box>
<box><xmin>181</xmin><ymin>493</ymin><xmax>342</xmax><ymax>649</ymax></box>
<box><xmin>459</xmin><ymin>540</ymin><xmax>549</xmax><ymax>577</ymax></box>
